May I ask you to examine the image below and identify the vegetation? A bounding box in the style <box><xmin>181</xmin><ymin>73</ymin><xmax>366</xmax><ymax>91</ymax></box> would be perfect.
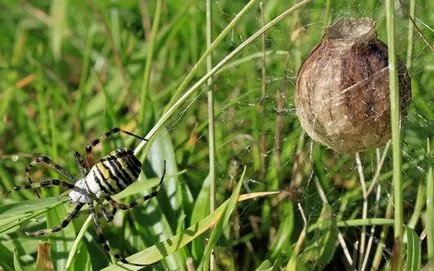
<box><xmin>0</xmin><ymin>0</ymin><xmax>433</xmax><ymax>270</ymax></box>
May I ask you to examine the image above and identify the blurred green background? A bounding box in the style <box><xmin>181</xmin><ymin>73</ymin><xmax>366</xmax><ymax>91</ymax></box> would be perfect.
<box><xmin>0</xmin><ymin>0</ymin><xmax>433</xmax><ymax>270</ymax></box>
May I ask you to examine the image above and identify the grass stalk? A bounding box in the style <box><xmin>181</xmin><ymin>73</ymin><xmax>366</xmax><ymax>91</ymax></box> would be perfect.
<box><xmin>139</xmin><ymin>0</ymin><xmax>162</xmax><ymax>126</ymax></box>
<box><xmin>274</xmin><ymin>54</ymin><xmax>288</xmax><ymax>182</ymax></box>
<box><xmin>163</xmin><ymin>0</ymin><xmax>258</xmax><ymax>112</ymax></box>
<box><xmin>385</xmin><ymin>0</ymin><xmax>404</xmax><ymax>268</ymax></box>
<box><xmin>135</xmin><ymin>0</ymin><xmax>313</xmax><ymax>156</ymax></box>
<box><xmin>399</xmin><ymin>0</ymin><xmax>434</xmax><ymax>53</ymax></box>
<box><xmin>366</xmin><ymin>142</ymin><xmax>391</xmax><ymax>195</ymax></box>
<box><xmin>258</xmin><ymin>2</ymin><xmax>267</xmax><ymax>179</ymax></box>
<box><xmin>165</xmin><ymin>0</ymin><xmax>257</xmax><ymax>112</ymax></box>
<box><xmin>286</xmin><ymin>203</ymin><xmax>307</xmax><ymax>269</ymax></box>
<box><xmin>355</xmin><ymin>152</ymin><xmax>367</xmax><ymax>270</ymax></box>
<box><xmin>87</xmin><ymin>0</ymin><xmax>130</xmax><ymax>99</ymax></box>
<box><xmin>372</xmin><ymin>194</ymin><xmax>394</xmax><ymax>269</ymax></box>
<box><xmin>405</xmin><ymin>0</ymin><xmax>416</xmax><ymax>70</ymax></box>
<box><xmin>206</xmin><ymin>0</ymin><xmax>215</xmax><ymax>215</ymax></box>
<box><xmin>324</xmin><ymin>0</ymin><xmax>332</xmax><ymax>26</ymax></box>
<box><xmin>426</xmin><ymin>139</ymin><xmax>434</xmax><ymax>260</ymax></box>
<box><xmin>361</xmin><ymin>184</ymin><xmax>382</xmax><ymax>270</ymax></box>
<box><xmin>65</xmin><ymin>215</ymin><xmax>93</xmax><ymax>270</ymax></box>
<box><xmin>408</xmin><ymin>180</ymin><xmax>426</xmax><ymax>229</ymax></box>
<box><xmin>205</xmin><ymin>0</ymin><xmax>216</xmax><ymax>269</ymax></box>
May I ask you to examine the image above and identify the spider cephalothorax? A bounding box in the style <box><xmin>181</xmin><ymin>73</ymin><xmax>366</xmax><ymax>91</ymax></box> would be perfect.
<box><xmin>11</xmin><ymin>127</ymin><xmax>166</xmax><ymax>267</ymax></box>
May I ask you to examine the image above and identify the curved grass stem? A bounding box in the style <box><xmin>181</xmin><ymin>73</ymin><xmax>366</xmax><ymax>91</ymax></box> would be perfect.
<box><xmin>135</xmin><ymin>0</ymin><xmax>312</xmax><ymax>157</ymax></box>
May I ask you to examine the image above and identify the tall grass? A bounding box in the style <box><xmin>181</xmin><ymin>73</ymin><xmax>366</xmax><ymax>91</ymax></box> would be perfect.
<box><xmin>385</xmin><ymin>0</ymin><xmax>404</xmax><ymax>269</ymax></box>
<box><xmin>0</xmin><ymin>0</ymin><xmax>433</xmax><ymax>270</ymax></box>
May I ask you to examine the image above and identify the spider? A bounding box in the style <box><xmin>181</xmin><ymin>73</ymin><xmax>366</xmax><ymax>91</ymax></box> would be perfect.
<box><xmin>11</xmin><ymin>127</ymin><xmax>166</xmax><ymax>267</ymax></box>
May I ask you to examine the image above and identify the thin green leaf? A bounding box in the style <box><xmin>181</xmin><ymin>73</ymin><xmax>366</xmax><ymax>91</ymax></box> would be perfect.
<box><xmin>47</xmin><ymin>205</ymin><xmax>76</xmax><ymax>270</ymax></box>
<box><xmin>198</xmin><ymin>167</ymin><xmax>245</xmax><ymax>271</ymax></box>
<box><xmin>0</xmin><ymin>242</ymin><xmax>14</xmax><ymax>271</ymax></box>
<box><xmin>256</xmin><ymin>258</ymin><xmax>283</xmax><ymax>271</ymax></box>
<box><xmin>270</xmin><ymin>202</ymin><xmax>294</xmax><ymax>259</ymax></box>
<box><xmin>65</xmin><ymin>215</ymin><xmax>92</xmax><ymax>271</ymax></box>
<box><xmin>13</xmin><ymin>249</ymin><xmax>24</xmax><ymax>271</ymax></box>
<box><xmin>50</xmin><ymin>0</ymin><xmax>67</xmax><ymax>61</ymax></box>
<box><xmin>101</xmin><ymin>190</ymin><xmax>279</xmax><ymax>270</ymax></box>
<box><xmin>426</xmin><ymin>138</ymin><xmax>434</xmax><ymax>260</ymax></box>
<box><xmin>145</xmin><ymin>127</ymin><xmax>190</xmax><ymax>269</ymax></box>
<box><xmin>0</xmin><ymin>197</ymin><xmax>68</xmax><ymax>234</ymax></box>
<box><xmin>405</xmin><ymin>226</ymin><xmax>421</xmax><ymax>271</ymax></box>
<box><xmin>299</xmin><ymin>203</ymin><xmax>337</xmax><ymax>270</ymax></box>
<box><xmin>190</xmin><ymin>174</ymin><xmax>211</xmax><ymax>261</ymax></box>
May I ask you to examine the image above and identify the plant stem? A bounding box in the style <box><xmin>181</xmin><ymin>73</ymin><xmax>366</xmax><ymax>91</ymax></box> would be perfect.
<box><xmin>206</xmin><ymin>0</ymin><xmax>216</xmax><ymax>270</ymax></box>
<box><xmin>87</xmin><ymin>0</ymin><xmax>130</xmax><ymax>100</ymax></box>
<box><xmin>324</xmin><ymin>0</ymin><xmax>332</xmax><ymax>26</ymax></box>
<box><xmin>206</xmin><ymin>0</ymin><xmax>215</xmax><ymax>215</ymax></box>
<box><xmin>259</xmin><ymin>2</ymin><xmax>267</xmax><ymax>180</ymax></box>
<box><xmin>426</xmin><ymin>139</ymin><xmax>434</xmax><ymax>260</ymax></box>
<box><xmin>405</xmin><ymin>0</ymin><xmax>416</xmax><ymax>70</ymax></box>
<box><xmin>140</xmin><ymin>0</ymin><xmax>162</xmax><ymax>126</ymax></box>
<box><xmin>164</xmin><ymin>0</ymin><xmax>259</xmax><ymax>113</ymax></box>
<box><xmin>355</xmin><ymin>152</ymin><xmax>367</xmax><ymax>270</ymax></box>
<box><xmin>386</xmin><ymin>0</ymin><xmax>404</xmax><ymax>268</ymax></box>
<box><xmin>65</xmin><ymin>215</ymin><xmax>93</xmax><ymax>270</ymax></box>
<box><xmin>135</xmin><ymin>0</ymin><xmax>312</xmax><ymax>156</ymax></box>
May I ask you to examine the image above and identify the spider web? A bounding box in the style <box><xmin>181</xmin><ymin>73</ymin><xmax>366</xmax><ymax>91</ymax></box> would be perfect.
<box><xmin>0</xmin><ymin>0</ymin><xmax>432</xmax><ymax>269</ymax></box>
<box><xmin>155</xmin><ymin>1</ymin><xmax>433</xmax><ymax>269</ymax></box>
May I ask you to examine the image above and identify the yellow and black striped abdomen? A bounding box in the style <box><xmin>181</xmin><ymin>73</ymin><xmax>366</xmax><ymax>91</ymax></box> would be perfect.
<box><xmin>90</xmin><ymin>148</ymin><xmax>142</xmax><ymax>195</ymax></box>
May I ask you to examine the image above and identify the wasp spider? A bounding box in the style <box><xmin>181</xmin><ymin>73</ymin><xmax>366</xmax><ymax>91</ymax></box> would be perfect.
<box><xmin>11</xmin><ymin>127</ymin><xmax>166</xmax><ymax>267</ymax></box>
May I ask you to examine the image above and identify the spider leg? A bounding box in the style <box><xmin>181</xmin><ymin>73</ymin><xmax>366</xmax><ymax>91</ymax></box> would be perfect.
<box><xmin>89</xmin><ymin>201</ymin><xmax>146</xmax><ymax>267</ymax></box>
<box><xmin>11</xmin><ymin>179</ymin><xmax>75</xmax><ymax>194</ymax></box>
<box><xmin>73</xmin><ymin>151</ymin><xmax>89</xmax><ymax>177</ymax></box>
<box><xmin>104</xmin><ymin>208</ymin><xmax>118</xmax><ymax>223</ymax></box>
<box><xmin>26</xmin><ymin>155</ymin><xmax>76</xmax><ymax>198</ymax></box>
<box><xmin>84</xmin><ymin>127</ymin><xmax>148</xmax><ymax>168</ymax></box>
<box><xmin>94</xmin><ymin>197</ymin><xmax>118</xmax><ymax>222</ymax></box>
<box><xmin>105</xmin><ymin>160</ymin><xmax>166</xmax><ymax>210</ymax></box>
<box><xmin>83</xmin><ymin>179</ymin><xmax>116</xmax><ymax>222</ymax></box>
<box><xmin>27</xmin><ymin>155</ymin><xmax>76</xmax><ymax>182</ymax></box>
<box><xmin>24</xmin><ymin>203</ymin><xmax>84</xmax><ymax>237</ymax></box>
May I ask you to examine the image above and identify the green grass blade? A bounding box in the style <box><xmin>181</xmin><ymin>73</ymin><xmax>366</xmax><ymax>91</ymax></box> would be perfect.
<box><xmin>299</xmin><ymin>203</ymin><xmax>337</xmax><ymax>270</ymax></box>
<box><xmin>101</xmin><ymin>190</ymin><xmax>279</xmax><ymax>270</ymax></box>
<box><xmin>0</xmin><ymin>242</ymin><xmax>14</xmax><ymax>271</ymax></box>
<box><xmin>190</xmin><ymin>174</ymin><xmax>210</xmax><ymax>261</ymax></box>
<box><xmin>427</xmin><ymin>139</ymin><xmax>434</xmax><ymax>260</ymax></box>
<box><xmin>134</xmin><ymin>0</ymin><xmax>312</xmax><ymax>156</ymax></box>
<box><xmin>139</xmin><ymin>0</ymin><xmax>162</xmax><ymax>126</ymax></box>
<box><xmin>50</xmin><ymin>0</ymin><xmax>66</xmax><ymax>61</ymax></box>
<box><xmin>47</xmin><ymin>205</ymin><xmax>76</xmax><ymax>270</ymax></box>
<box><xmin>13</xmin><ymin>249</ymin><xmax>24</xmax><ymax>271</ymax></box>
<box><xmin>0</xmin><ymin>197</ymin><xmax>68</xmax><ymax>234</ymax></box>
<box><xmin>164</xmin><ymin>0</ymin><xmax>258</xmax><ymax>112</ymax></box>
<box><xmin>64</xmin><ymin>215</ymin><xmax>92</xmax><ymax>271</ymax></box>
<box><xmin>405</xmin><ymin>226</ymin><xmax>421</xmax><ymax>271</ymax></box>
<box><xmin>385</xmin><ymin>0</ymin><xmax>404</xmax><ymax>268</ymax></box>
<box><xmin>270</xmin><ymin>202</ymin><xmax>294</xmax><ymax>259</ymax></box>
<box><xmin>147</xmin><ymin>127</ymin><xmax>193</xmax><ymax>232</ymax></box>
<box><xmin>198</xmin><ymin>167</ymin><xmax>245</xmax><ymax>271</ymax></box>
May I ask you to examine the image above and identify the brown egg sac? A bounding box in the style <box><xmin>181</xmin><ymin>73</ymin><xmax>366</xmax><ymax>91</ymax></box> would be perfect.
<box><xmin>295</xmin><ymin>18</ymin><xmax>411</xmax><ymax>153</ymax></box>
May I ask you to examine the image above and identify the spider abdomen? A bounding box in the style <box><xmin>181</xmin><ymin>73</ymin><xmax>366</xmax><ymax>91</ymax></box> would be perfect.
<box><xmin>69</xmin><ymin>148</ymin><xmax>142</xmax><ymax>203</ymax></box>
<box><xmin>91</xmin><ymin>148</ymin><xmax>142</xmax><ymax>194</ymax></box>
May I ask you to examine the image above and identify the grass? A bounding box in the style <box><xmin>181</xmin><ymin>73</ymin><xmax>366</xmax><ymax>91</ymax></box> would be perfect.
<box><xmin>0</xmin><ymin>0</ymin><xmax>433</xmax><ymax>270</ymax></box>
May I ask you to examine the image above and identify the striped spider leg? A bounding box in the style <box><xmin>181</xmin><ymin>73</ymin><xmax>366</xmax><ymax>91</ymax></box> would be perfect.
<box><xmin>73</xmin><ymin>151</ymin><xmax>89</xmax><ymax>177</ymax></box>
<box><xmin>84</xmin><ymin>127</ymin><xmax>148</xmax><ymax>168</ymax></box>
<box><xmin>11</xmin><ymin>127</ymin><xmax>165</xmax><ymax>267</ymax></box>
<box><xmin>87</xmin><ymin>162</ymin><xmax>166</xmax><ymax>267</ymax></box>
<box><xmin>25</xmin><ymin>154</ymin><xmax>76</xmax><ymax>198</ymax></box>
<box><xmin>105</xmin><ymin>160</ymin><xmax>166</xmax><ymax>211</ymax></box>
